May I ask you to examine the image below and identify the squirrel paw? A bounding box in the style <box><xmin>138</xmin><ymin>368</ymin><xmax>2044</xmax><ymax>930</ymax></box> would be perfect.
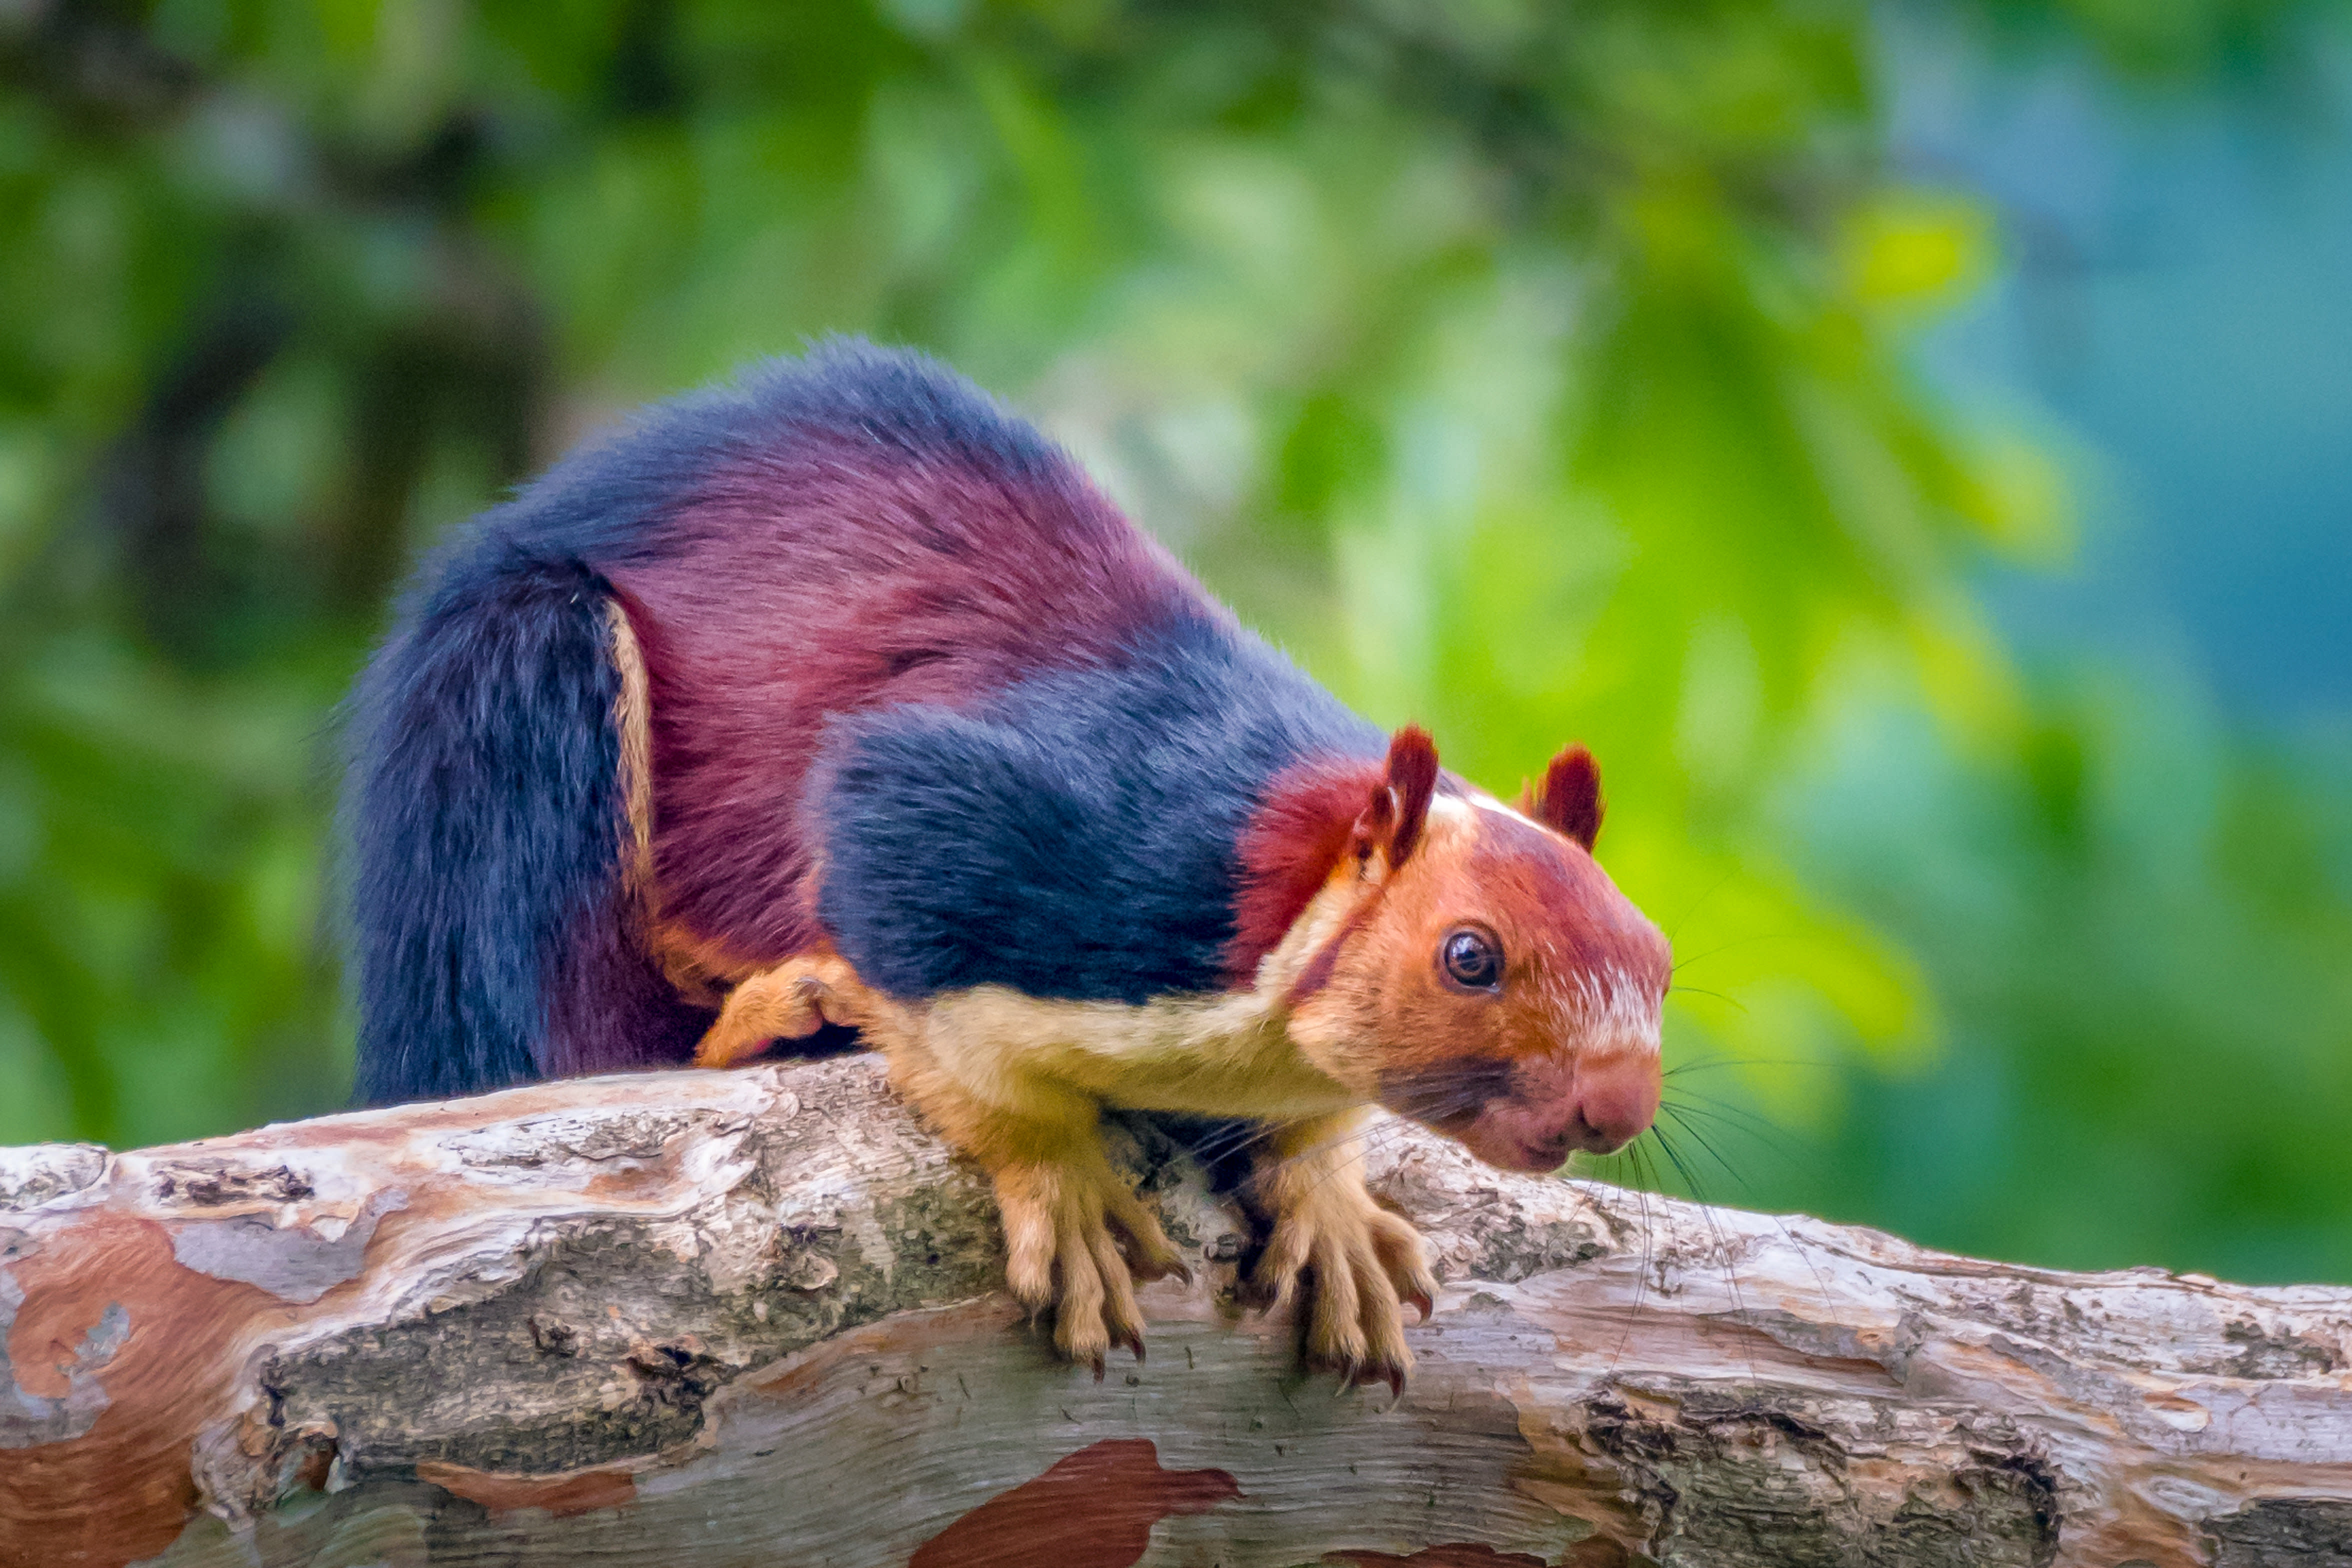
<box><xmin>992</xmin><ymin>1157</ymin><xmax>1188</xmax><ymax>1376</ymax></box>
<box><xmin>1252</xmin><ymin>1186</ymin><xmax>1438</xmax><ymax>1396</ymax></box>
<box><xmin>694</xmin><ymin>955</ymin><xmax>867</xmax><ymax>1070</ymax></box>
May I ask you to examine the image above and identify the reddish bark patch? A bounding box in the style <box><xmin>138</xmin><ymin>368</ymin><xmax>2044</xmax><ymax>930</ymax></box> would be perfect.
<box><xmin>417</xmin><ymin>1458</ymin><xmax>638</xmax><ymax>1519</ymax></box>
<box><xmin>1327</xmin><ymin>1547</ymin><xmax>1552</xmax><ymax>1568</ymax></box>
<box><xmin>0</xmin><ymin>1210</ymin><xmax>281</xmax><ymax>1568</ymax></box>
<box><xmin>908</xmin><ymin>1437</ymin><xmax>1239</xmax><ymax>1568</ymax></box>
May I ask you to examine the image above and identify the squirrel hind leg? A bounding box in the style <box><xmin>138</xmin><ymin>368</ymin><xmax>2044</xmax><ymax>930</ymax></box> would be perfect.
<box><xmin>694</xmin><ymin>952</ymin><xmax>879</xmax><ymax>1070</ymax></box>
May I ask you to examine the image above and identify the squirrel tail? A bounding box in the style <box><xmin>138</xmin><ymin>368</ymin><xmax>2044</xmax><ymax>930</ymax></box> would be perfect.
<box><xmin>342</xmin><ymin>544</ymin><xmax>706</xmax><ymax>1104</ymax></box>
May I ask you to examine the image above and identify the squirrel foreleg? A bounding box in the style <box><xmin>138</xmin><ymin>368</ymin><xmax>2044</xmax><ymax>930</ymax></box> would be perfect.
<box><xmin>886</xmin><ymin>1056</ymin><xmax>1187</xmax><ymax>1376</ymax></box>
<box><xmin>1249</xmin><ymin>1106</ymin><xmax>1439</xmax><ymax>1395</ymax></box>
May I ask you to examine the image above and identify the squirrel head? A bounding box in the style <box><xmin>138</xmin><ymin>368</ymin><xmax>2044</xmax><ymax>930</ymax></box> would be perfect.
<box><xmin>1264</xmin><ymin>727</ymin><xmax>1668</xmax><ymax>1174</ymax></box>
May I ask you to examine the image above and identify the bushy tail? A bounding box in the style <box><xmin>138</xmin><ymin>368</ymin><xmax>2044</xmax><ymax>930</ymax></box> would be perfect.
<box><xmin>344</xmin><ymin>548</ymin><xmax>654</xmax><ymax>1103</ymax></box>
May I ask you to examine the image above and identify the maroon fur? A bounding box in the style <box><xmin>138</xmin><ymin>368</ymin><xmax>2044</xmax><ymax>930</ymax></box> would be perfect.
<box><xmin>1282</xmin><ymin>898</ymin><xmax>1378</xmax><ymax>1006</ymax></box>
<box><xmin>540</xmin><ymin>907</ymin><xmax>714</xmax><ymax>1077</ymax></box>
<box><xmin>1223</xmin><ymin>758</ymin><xmax>1384</xmax><ymax>986</ymax></box>
<box><xmin>1226</xmin><ymin>728</ymin><xmax>1447</xmax><ymax>992</ymax></box>
<box><xmin>1362</xmin><ymin>726</ymin><xmax>1441</xmax><ymax>869</ymax></box>
<box><xmin>1523</xmin><ymin>744</ymin><xmax>1604</xmax><ymax>851</ymax></box>
<box><xmin>1468</xmin><ymin>810</ymin><xmax>1664</xmax><ymax>986</ymax></box>
<box><xmin>605</xmin><ymin>437</ymin><xmax>1209</xmax><ymax>968</ymax></box>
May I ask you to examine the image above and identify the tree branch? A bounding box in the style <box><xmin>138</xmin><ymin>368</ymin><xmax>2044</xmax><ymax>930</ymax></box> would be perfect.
<box><xmin>3</xmin><ymin>1056</ymin><xmax>2348</xmax><ymax>1568</ymax></box>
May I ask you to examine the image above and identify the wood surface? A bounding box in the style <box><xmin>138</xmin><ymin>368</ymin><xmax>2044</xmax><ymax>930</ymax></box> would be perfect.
<box><xmin>3</xmin><ymin>1055</ymin><xmax>2348</xmax><ymax>1568</ymax></box>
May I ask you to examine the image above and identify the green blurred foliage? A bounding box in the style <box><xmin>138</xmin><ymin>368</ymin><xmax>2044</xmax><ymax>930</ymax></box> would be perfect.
<box><xmin>1</xmin><ymin>0</ymin><xmax>2345</xmax><ymax>1282</ymax></box>
<box><xmin>1762</xmin><ymin>674</ymin><xmax>2352</xmax><ymax>1284</ymax></box>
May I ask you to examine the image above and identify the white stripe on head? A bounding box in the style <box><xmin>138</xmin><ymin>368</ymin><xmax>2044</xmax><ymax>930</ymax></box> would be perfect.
<box><xmin>1432</xmin><ymin>788</ymin><xmax>1562</xmax><ymax>838</ymax></box>
<box><xmin>1424</xmin><ymin>792</ymin><xmax>1478</xmax><ymax>830</ymax></box>
<box><xmin>1546</xmin><ymin>965</ymin><xmax>1662</xmax><ymax>1055</ymax></box>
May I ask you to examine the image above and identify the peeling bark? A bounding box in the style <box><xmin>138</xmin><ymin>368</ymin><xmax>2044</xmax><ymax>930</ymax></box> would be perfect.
<box><xmin>2</xmin><ymin>1056</ymin><xmax>2348</xmax><ymax>1568</ymax></box>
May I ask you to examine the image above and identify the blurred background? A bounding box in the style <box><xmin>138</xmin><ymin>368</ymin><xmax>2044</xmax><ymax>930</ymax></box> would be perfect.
<box><xmin>2</xmin><ymin>0</ymin><xmax>2346</xmax><ymax>1284</ymax></box>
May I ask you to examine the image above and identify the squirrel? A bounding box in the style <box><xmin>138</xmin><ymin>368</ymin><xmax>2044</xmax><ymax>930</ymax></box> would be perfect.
<box><xmin>345</xmin><ymin>339</ymin><xmax>1668</xmax><ymax>1390</ymax></box>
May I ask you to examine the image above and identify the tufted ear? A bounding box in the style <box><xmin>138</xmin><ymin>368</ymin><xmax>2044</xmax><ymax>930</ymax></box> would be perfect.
<box><xmin>1520</xmin><ymin>742</ymin><xmax>1604</xmax><ymax>850</ymax></box>
<box><xmin>1352</xmin><ymin>725</ymin><xmax>1441</xmax><ymax>872</ymax></box>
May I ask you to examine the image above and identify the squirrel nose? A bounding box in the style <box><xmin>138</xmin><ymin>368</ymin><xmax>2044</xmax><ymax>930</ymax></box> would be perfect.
<box><xmin>1569</xmin><ymin>1056</ymin><xmax>1660</xmax><ymax>1154</ymax></box>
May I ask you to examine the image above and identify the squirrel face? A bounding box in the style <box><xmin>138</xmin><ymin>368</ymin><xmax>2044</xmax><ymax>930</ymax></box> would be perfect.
<box><xmin>1280</xmin><ymin>730</ymin><xmax>1669</xmax><ymax>1174</ymax></box>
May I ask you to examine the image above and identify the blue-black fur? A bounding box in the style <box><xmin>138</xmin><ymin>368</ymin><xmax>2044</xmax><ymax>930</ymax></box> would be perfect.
<box><xmin>346</xmin><ymin>340</ymin><xmax>1084</xmax><ymax>1103</ymax></box>
<box><xmin>813</xmin><ymin>613</ymin><xmax>1384</xmax><ymax>1005</ymax></box>
<box><xmin>346</xmin><ymin>552</ymin><xmax>631</xmax><ymax>1102</ymax></box>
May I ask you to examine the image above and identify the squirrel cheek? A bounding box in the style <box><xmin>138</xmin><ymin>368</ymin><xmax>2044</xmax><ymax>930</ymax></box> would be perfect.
<box><xmin>1279</xmin><ymin>988</ymin><xmax>1384</xmax><ymax>1092</ymax></box>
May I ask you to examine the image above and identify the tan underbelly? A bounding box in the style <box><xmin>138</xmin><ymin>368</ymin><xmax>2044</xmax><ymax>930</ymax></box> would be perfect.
<box><xmin>918</xmin><ymin>984</ymin><xmax>1361</xmax><ymax>1122</ymax></box>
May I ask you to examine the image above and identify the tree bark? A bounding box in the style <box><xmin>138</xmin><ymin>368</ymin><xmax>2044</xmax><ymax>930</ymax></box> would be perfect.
<box><xmin>2</xmin><ymin>1056</ymin><xmax>2348</xmax><ymax>1568</ymax></box>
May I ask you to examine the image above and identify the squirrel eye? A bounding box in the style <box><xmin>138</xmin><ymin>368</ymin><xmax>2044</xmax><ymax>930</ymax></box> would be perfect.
<box><xmin>1440</xmin><ymin>927</ymin><xmax>1504</xmax><ymax>992</ymax></box>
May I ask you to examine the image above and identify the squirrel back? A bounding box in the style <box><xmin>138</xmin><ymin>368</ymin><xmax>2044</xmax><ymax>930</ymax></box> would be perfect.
<box><xmin>347</xmin><ymin>342</ymin><xmax>1390</xmax><ymax>1100</ymax></box>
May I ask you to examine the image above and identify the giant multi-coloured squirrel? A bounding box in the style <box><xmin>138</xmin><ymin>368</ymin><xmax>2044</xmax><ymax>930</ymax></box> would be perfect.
<box><xmin>346</xmin><ymin>340</ymin><xmax>1668</xmax><ymax>1390</ymax></box>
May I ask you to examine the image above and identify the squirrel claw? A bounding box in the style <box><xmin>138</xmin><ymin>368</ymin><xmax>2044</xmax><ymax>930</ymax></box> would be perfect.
<box><xmin>1328</xmin><ymin>1359</ymin><xmax>1408</xmax><ymax>1399</ymax></box>
<box><xmin>992</xmin><ymin>1152</ymin><xmax>1174</xmax><ymax>1378</ymax></box>
<box><xmin>1252</xmin><ymin>1182</ymin><xmax>1432</xmax><ymax>1394</ymax></box>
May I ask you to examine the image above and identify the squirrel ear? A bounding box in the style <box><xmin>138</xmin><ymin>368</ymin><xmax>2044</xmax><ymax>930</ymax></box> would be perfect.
<box><xmin>1520</xmin><ymin>742</ymin><xmax>1604</xmax><ymax>850</ymax></box>
<box><xmin>1353</xmin><ymin>725</ymin><xmax>1441</xmax><ymax>872</ymax></box>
